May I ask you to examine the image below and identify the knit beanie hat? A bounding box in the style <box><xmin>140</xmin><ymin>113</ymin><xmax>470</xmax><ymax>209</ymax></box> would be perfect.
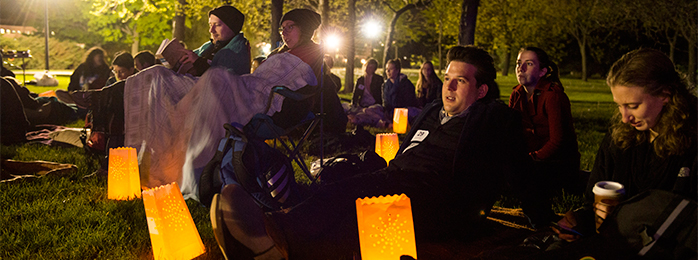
<box><xmin>208</xmin><ymin>6</ymin><xmax>245</xmax><ymax>34</ymax></box>
<box><xmin>280</xmin><ymin>9</ymin><xmax>321</xmax><ymax>41</ymax></box>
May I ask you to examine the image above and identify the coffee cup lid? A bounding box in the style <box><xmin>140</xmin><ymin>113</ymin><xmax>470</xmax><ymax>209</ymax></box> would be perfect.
<box><xmin>593</xmin><ymin>181</ymin><xmax>625</xmax><ymax>197</ymax></box>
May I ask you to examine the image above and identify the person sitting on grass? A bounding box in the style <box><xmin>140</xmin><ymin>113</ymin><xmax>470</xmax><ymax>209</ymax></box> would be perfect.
<box><xmin>323</xmin><ymin>54</ymin><xmax>342</xmax><ymax>93</ymax></box>
<box><xmin>179</xmin><ymin>5</ymin><xmax>251</xmax><ymax>76</ymax></box>
<box><xmin>546</xmin><ymin>48</ymin><xmax>697</xmax><ymax>258</ymax></box>
<box><xmin>351</xmin><ymin>58</ymin><xmax>383</xmax><ymax>108</ymax></box>
<box><xmin>209</xmin><ymin>45</ymin><xmax>555</xmax><ymax>260</ymax></box>
<box><xmin>105</xmin><ymin>51</ymin><xmax>136</xmax><ymax>87</ymax></box>
<box><xmin>134</xmin><ymin>50</ymin><xmax>156</xmax><ymax>71</ymax></box>
<box><xmin>382</xmin><ymin>58</ymin><xmax>419</xmax><ymax>121</ymax></box>
<box><xmin>416</xmin><ymin>61</ymin><xmax>442</xmax><ymax>107</ymax></box>
<box><xmin>67</xmin><ymin>47</ymin><xmax>111</xmax><ymax>91</ymax></box>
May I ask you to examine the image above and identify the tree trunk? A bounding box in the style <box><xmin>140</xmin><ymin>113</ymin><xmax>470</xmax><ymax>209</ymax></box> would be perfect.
<box><xmin>382</xmin><ymin>3</ymin><xmax>416</xmax><ymax>70</ymax></box>
<box><xmin>458</xmin><ymin>0</ymin><xmax>480</xmax><ymax>45</ymax></box>
<box><xmin>320</xmin><ymin>0</ymin><xmax>330</xmax><ymax>39</ymax></box>
<box><xmin>344</xmin><ymin>0</ymin><xmax>356</xmax><ymax>93</ymax></box>
<box><xmin>578</xmin><ymin>34</ymin><xmax>588</xmax><ymax>81</ymax></box>
<box><xmin>271</xmin><ymin>0</ymin><xmax>283</xmax><ymax>49</ymax></box>
<box><xmin>131</xmin><ymin>27</ymin><xmax>139</xmax><ymax>54</ymax></box>
<box><xmin>501</xmin><ymin>47</ymin><xmax>510</xmax><ymax>76</ymax></box>
<box><xmin>172</xmin><ymin>0</ymin><xmax>186</xmax><ymax>41</ymax></box>
<box><xmin>689</xmin><ymin>43</ymin><xmax>696</xmax><ymax>88</ymax></box>
<box><xmin>438</xmin><ymin>19</ymin><xmax>443</xmax><ymax>75</ymax></box>
<box><xmin>667</xmin><ymin>29</ymin><xmax>677</xmax><ymax>62</ymax></box>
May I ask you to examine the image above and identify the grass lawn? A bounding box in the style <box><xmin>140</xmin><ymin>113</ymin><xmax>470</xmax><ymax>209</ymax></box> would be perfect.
<box><xmin>1</xmin><ymin>71</ymin><xmax>615</xmax><ymax>259</ymax></box>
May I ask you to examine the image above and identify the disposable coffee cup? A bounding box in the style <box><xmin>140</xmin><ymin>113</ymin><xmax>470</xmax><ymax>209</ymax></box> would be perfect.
<box><xmin>592</xmin><ymin>181</ymin><xmax>625</xmax><ymax>232</ymax></box>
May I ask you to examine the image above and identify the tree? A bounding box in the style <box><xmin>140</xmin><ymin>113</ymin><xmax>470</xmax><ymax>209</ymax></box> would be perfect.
<box><xmin>458</xmin><ymin>0</ymin><xmax>479</xmax><ymax>45</ymax></box>
<box><xmin>381</xmin><ymin>0</ymin><xmax>430</xmax><ymax>69</ymax></box>
<box><xmin>421</xmin><ymin>0</ymin><xmax>459</xmax><ymax>73</ymax></box>
<box><xmin>345</xmin><ymin>0</ymin><xmax>356</xmax><ymax>93</ymax></box>
<box><xmin>89</xmin><ymin>0</ymin><xmax>174</xmax><ymax>53</ymax></box>
<box><xmin>545</xmin><ymin>0</ymin><xmax>619</xmax><ymax>81</ymax></box>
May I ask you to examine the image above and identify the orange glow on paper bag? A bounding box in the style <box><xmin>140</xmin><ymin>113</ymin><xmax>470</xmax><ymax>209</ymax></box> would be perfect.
<box><xmin>393</xmin><ymin>108</ymin><xmax>408</xmax><ymax>134</ymax></box>
<box><xmin>142</xmin><ymin>182</ymin><xmax>205</xmax><ymax>260</ymax></box>
<box><xmin>375</xmin><ymin>133</ymin><xmax>399</xmax><ymax>162</ymax></box>
<box><xmin>108</xmin><ymin>147</ymin><xmax>141</xmax><ymax>200</ymax></box>
<box><xmin>356</xmin><ymin>194</ymin><xmax>417</xmax><ymax>260</ymax></box>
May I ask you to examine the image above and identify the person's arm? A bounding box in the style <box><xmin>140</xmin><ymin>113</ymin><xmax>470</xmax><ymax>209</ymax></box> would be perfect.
<box><xmin>68</xmin><ymin>64</ymin><xmax>84</xmax><ymax>91</ymax></box>
<box><xmin>351</xmin><ymin>77</ymin><xmax>363</xmax><ymax>106</ymax></box>
<box><xmin>530</xmin><ymin>90</ymin><xmax>573</xmax><ymax>161</ymax></box>
<box><xmin>404</xmin><ymin>80</ymin><xmax>418</xmax><ymax>107</ymax></box>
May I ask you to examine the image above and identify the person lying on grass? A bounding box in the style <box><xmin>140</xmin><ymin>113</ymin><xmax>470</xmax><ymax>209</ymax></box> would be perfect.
<box><xmin>210</xmin><ymin>46</ymin><xmax>557</xmax><ymax>260</ymax></box>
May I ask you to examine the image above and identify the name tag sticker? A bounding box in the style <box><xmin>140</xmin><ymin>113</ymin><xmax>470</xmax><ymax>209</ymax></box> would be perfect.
<box><xmin>357</xmin><ymin>84</ymin><xmax>365</xmax><ymax>90</ymax></box>
<box><xmin>411</xmin><ymin>130</ymin><xmax>429</xmax><ymax>142</ymax></box>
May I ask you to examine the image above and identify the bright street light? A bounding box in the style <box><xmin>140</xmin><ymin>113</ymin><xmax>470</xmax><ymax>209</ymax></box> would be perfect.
<box><xmin>324</xmin><ymin>33</ymin><xmax>342</xmax><ymax>52</ymax></box>
<box><xmin>362</xmin><ymin>19</ymin><xmax>381</xmax><ymax>39</ymax></box>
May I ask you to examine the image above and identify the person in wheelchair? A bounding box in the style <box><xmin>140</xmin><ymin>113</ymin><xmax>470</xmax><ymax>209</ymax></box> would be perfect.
<box><xmin>210</xmin><ymin>46</ymin><xmax>555</xmax><ymax>260</ymax></box>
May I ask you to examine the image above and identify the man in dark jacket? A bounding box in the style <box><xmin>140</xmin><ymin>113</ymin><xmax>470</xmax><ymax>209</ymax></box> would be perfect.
<box><xmin>210</xmin><ymin>46</ymin><xmax>553</xmax><ymax>259</ymax></box>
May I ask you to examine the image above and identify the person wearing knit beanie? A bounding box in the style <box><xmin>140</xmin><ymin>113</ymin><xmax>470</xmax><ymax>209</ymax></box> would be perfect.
<box><xmin>180</xmin><ymin>5</ymin><xmax>251</xmax><ymax>76</ymax></box>
<box><xmin>208</xmin><ymin>5</ymin><xmax>245</xmax><ymax>40</ymax></box>
<box><xmin>280</xmin><ymin>9</ymin><xmax>321</xmax><ymax>44</ymax></box>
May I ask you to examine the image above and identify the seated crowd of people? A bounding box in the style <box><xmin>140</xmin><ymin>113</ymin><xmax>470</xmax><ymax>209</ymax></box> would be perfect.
<box><xmin>1</xmin><ymin>5</ymin><xmax>695</xmax><ymax>260</ymax></box>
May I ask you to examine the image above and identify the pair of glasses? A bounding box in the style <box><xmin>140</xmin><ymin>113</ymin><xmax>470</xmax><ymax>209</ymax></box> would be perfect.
<box><xmin>278</xmin><ymin>24</ymin><xmax>296</xmax><ymax>33</ymax></box>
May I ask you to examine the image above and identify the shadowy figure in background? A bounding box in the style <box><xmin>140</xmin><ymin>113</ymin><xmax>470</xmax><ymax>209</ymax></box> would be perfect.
<box><xmin>66</xmin><ymin>47</ymin><xmax>111</xmax><ymax>91</ymax></box>
<box><xmin>382</xmin><ymin>58</ymin><xmax>418</xmax><ymax>120</ymax></box>
<box><xmin>134</xmin><ymin>50</ymin><xmax>156</xmax><ymax>71</ymax></box>
<box><xmin>323</xmin><ymin>54</ymin><xmax>342</xmax><ymax>93</ymax></box>
<box><xmin>351</xmin><ymin>58</ymin><xmax>383</xmax><ymax>108</ymax></box>
<box><xmin>416</xmin><ymin>61</ymin><xmax>442</xmax><ymax>108</ymax></box>
<box><xmin>251</xmin><ymin>56</ymin><xmax>265</xmax><ymax>73</ymax></box>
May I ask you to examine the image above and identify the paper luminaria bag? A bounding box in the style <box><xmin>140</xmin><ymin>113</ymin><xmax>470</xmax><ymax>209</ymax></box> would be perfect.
<box><xmin>356</xmin><ymin>194</ymin><xmax>417</xmax><ymax>260</ymax></box>
<box><xmin>107</xmin><ymin>147</ymin><xmax>141</xmax><ymax>200</ymax></box>
<box><xmin>393</xmin><ymin>108</ymin><xmax>408</xmax><ymax>134</ymax></box>
<box><xmin>375</xmin><ymin>133</ymin><xmax>399</xmax><ymax>162</ymax></box>
<box><xmin>142</xmin><ymin>182</ymin><xmax>205</xmax><ymax>260</ymax></box>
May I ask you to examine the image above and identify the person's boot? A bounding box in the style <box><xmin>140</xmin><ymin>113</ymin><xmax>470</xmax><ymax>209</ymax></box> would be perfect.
<box><xmin>213</xmin><ymin>185</ymin><xmax>285</xmax><ymax>260</ymax></box>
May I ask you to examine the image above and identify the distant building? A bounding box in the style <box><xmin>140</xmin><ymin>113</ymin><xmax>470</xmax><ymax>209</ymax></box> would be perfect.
<box><xmin>0</xmin><ymin>25</ymin><xmax>37</xmax><ymax>37</ymax></box>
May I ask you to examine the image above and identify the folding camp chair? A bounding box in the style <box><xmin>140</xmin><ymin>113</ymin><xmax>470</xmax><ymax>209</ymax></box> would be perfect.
<box><xmin>243</xmin><ymin>85</ymin><xmax>323</xmax><ymax>184</ymax></box>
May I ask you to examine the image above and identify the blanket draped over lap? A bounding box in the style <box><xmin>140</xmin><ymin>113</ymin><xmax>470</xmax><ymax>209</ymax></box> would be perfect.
<box><xmin>124</xmin><ymin>53</ymin><xmax>317</xmax><ymax>200</ymax></box>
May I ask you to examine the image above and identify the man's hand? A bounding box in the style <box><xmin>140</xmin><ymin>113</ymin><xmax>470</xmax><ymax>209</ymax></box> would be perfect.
<box><xmin>179</xmin><ymin>49</ymin><xmax>198</xmax><ymax>66</ymax></box>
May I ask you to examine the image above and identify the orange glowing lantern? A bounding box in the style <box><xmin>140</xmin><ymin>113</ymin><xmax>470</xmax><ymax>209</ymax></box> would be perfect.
<box><xmin>375</xmin><ymin>133</ymin><xmax>399</xmax><ymax>162</ymax></box>
<box><xmin>142</xmin><ymin>182</ymin><xmax>205</xmax><ymax>260</ymax></box>
<box><xmin>393</xmin><ymin>108</ymin><xmax>409</xmax><ymax>134</ymax></box>
<box><xmin>108</xmin><ymin>147</ymin><xmax>141</xmax><ymax>200</ymax></box>
<box><xmin>356</xmin><ymin>194</ymin><xmax>417</xmax><ymax>260</ymax></box>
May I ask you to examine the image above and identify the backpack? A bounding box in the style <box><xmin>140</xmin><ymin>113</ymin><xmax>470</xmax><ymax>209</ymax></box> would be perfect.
<box><xmin>600</xmin><ymin>189</ymin><xmax>697</xmax><ymax>259</ymax></box>
<box><xmin>199</xmin><ymin>123</ymin><xmax>297</xmax><ymax>210</ymax></box>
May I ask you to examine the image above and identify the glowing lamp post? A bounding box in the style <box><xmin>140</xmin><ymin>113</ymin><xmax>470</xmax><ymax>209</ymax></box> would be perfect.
<box><xmin>392</xmin><ymin>108</ymin><xmax>408</xmax><ymax>134</ymax></box>
<box><xmin>356</xmin><ymin>194</ymin><xmax>417</xmax><ymax>260</ymax></box>
<box><xmin>363</xmin><ymin>19</ymin><xmax>381</xmax><ymax>57</ymax></box>
<box><xmin>142</xmin><ymin>182</ymin><xmax>205</xmax><ymax>260</ymax></box>
<box><xmin>324</xmin><ymin>33</ymin><xmax>342</xmax><ymax>53</ymax></box>
<box><xmin>375</xmin><ymin>133</ymin><xmax>399</xmax><ymax>162</ymax></box>
<box><xmin>107</xmin><ymin>147</ymin><xmax>141</xmax><ymax>200</ymax></box>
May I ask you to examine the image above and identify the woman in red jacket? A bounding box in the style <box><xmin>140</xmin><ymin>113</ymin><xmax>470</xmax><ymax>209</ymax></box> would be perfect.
<box><xmin>509</xmin><ymin>47</ymin><xmax>580</xmax><ymax>194</ymax></box>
